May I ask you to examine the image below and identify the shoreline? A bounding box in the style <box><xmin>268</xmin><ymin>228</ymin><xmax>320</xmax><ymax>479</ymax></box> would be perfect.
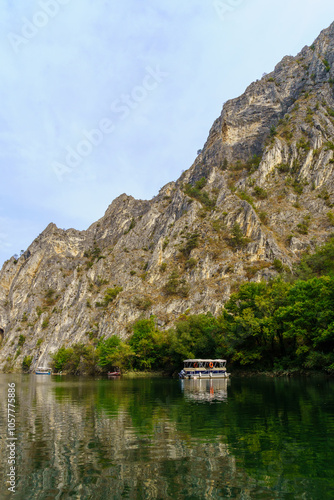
<box><xmin>230</xmin><ymin>369</ymin><xmax>334</xmax><ymax>378</ymax></box>
<box><xmin>1</xmin><ymin>369</ymin><xmax>333</xmax><ymax>378</ymax></box>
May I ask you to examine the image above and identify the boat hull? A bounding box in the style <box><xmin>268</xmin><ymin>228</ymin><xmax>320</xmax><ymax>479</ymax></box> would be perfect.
<box><xmin>35</xmin><ymin>371</ymin><xmax>51</xmax><ymax>375</ymax></box>
<box><xmin>179</xmin><ymin>359</ymin><xmax>230</xmax><ymax>380</ymax></box>
<box><xmin>180</xmin><ymin>371</ymin><xmax>230</xmax><ymax>380</ymax></box>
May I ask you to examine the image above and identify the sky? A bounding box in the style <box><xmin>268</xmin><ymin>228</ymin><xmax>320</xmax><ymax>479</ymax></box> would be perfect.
<box><xmin>0</xmin><ymin>0</ymin><xmax>334</xmax><ymax>265</ymax></box>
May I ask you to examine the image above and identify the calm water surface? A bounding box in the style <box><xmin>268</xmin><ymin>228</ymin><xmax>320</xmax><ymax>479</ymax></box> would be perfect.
<box><xmin>0</xmin><ymin>374</ymin><xmax>334</xmax><ymax>499</ymax></box>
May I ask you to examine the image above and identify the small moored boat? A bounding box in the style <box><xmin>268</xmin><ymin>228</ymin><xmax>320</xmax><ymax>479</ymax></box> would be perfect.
<box><xmin>35</xmin><ymin>367</ymin><xmax>52</xmax><ymax>375</ymax></box>
<box><xmin>107</xmin><ymin>367</ymin><xmax>121</xmax><ymax>377</ymax></box>
<box><xmin>179</xmin><ymin>359</ymin><xmax>230</xmax><ymax>379</ymax></box>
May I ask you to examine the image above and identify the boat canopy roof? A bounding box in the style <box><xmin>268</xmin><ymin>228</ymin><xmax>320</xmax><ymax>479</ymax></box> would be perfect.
<box><xmin>36</xmin><ymin>367</ymin><xmax>51</xmax><ymax>370</ymax></box>
<box><xmin>183</xmin><ymin>359</ymin><xmax>226</xmax><ymax>363</ymax></box>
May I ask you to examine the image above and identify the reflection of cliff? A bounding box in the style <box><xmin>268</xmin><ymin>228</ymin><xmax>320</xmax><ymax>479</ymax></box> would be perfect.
<box><xmin>1</xmin><ymin>376</ymin><xmax>333</xmax><ymax>499</ymax></box>
<box><xmin>0</xmin><ymin>376</ymin><xmax>252</xmax><ymax>500</ymax></box>
<box><xmin>181</xmin><ymin>378</ymin><xmax>229</xmax><ymax>402</ymax></box>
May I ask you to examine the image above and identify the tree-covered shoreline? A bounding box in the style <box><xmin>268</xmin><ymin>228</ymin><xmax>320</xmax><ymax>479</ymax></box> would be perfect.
<box><xmin>48</xmin><ymin>236</ymin><xmax>334</xmax><ymax>376</ymax></box>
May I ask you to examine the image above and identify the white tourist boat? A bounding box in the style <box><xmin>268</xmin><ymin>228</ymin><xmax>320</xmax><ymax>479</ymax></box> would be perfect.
<box><xmin>179</xmin><ymin>359</ymin><xmax>230</xmax><ymax>379</ymax></box>
<box><xmin>35</xmin><ymin>367</ymin><xmax>52</xmax><ymax>375</ymax></box>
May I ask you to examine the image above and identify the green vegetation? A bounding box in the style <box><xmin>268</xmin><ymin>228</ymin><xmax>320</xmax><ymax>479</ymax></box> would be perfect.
<box><xmin>36</xmin><ymin>306</ymin><xmax>43</xmax><ymax>317</ymax></box>
<box><xmin>162</xmin><ymin>238</ymin><xmax>169</xmax><ymax>251</ymax></box>
<box><xmin>129</xmin><ymin>318</ymin><xmax>168</xmax><ymax>370</ymax></box>
<box><xmin>97</xmin><ymin>336</ymin><xmax>132</xmax><ymax>371</ymax></box>
<box><xmin>236</xmin><ymin>190</ymin><xmax>255</xmax><ymax>207</ymax></box>
<box><xmin>18</xmin><ymin>335</ymin><xmax>26</xmax><ymax>347</ymax></box>
<box><xmin>325</xmin><ymin>141</ymin><xmax>334</xmax><ymax>151</ymax></box>
<box><xmin>259</xmin><ymin>211</ymin><xmax>269</xmax><ymax>224</ymax></box>
<box><xmin>270</xmin><ymin>125</ymin><xmax>277</xmax><ymax>137</ymax></box>
<box><xmin>96</xmin><ymin>287</ymin><xmax>123</xmax><ymax>308</ymax></box>
<box><xmin>292</xmin><ymin>180</ymin><xmax>304</xmax><ymax>195</ymax></box>
<box><xmin>246</xmin><ymin>154</ymin><xmax>262</xmax><ymax>172</ymax></box>
<box><xmin>328</xmin><ymin>212</ymin><xmax>334</xmax><ymax>225</ymax></box>
<box><xmin>220</xmin><ymin>158</ymin><xmax>229</xmax><ymax>170</ymax></box>
<box><xmin>212</xmin><ymin>219</ymin><xmax>225</xmax><ymax>232</ymax></box>
<box><xmin>186</xmin><ymin>257</ymin><xmax>197</xmax><ymax>269</ymax></box>
<box><xmin>22</xmin><ymin>355</ymin><xmax>33</xmax><ymax>372</ymax></box>
<box><xmin>159</xmin><ymin>262</ymin><xmax>167</xmax><ymax>273</ymax></box>
<box><xmin>229</xmin><ymin>154</ymin><xmax>262</xmax><ymax>174</ymax></box>
<box><xmin>277</xmin><ymin>163</ymin><xmax>290</xmax><ymax>173</ymax></box>
<box><xmin>295</xmin><ymin>236</ymin><xmax>334</xmax><ymax>280</ymax></box>
<box><xmin>179</xmin><ymin>232</ymin><xmax>200</xmax><ymax>258</ymax></box>
<box><xmin>323</xmin><ymin>58</ymin><xmax>331</xmax><ymax>72</ymax></box>
<box><xmin>134</xmin><ymin>296</ymin><xmax>152</xmax><ymax>311</ymax></box>
<box><xmin>273</xmin><ymin>258</ymin><xmax>284</xmax><ymax>273</ymax></box>
<box><xmin>45</xmin><ymin>288</ymin><xmax>57</xmax><ymax>306</ymax></box>
<box><xmin>51</xmin><ymin>344</ymin><xmax>98</xmax><ymax>375</ymax></box>
<box><xmin>305</xmin><ymin>107</ymin><xmax>314</xmax><ymax>124</ymax></box>
<box><xmin>297</xmin><ymin>215</ymin><xmax>311</xmax><ymax>234</ymax></box>
<box><xmin>229</xmin><ymin>223</ymin><xmax>249</xmax><ymax>249</ymax></box>
<box><xmin>296</xmin><ymin>137</ymin><xmax>311</xmax><ymax>152</ymax></box>
<box><xmin>124</xmin><ymin>218</ymin><xmax>136</xmax><ymax>234</ymax></box>
<box><xmin>183</xmin><ymin>177</ymin><xmax>216</xmax><ymax>209</ymax></box>
<box><xmin>163</xmin><ymin>271</ymin><xmax>190</xmax><ymax>297</ymax></box>
<box><xmin>327</xmin><ymin>107</ymin><xmax>334</xmax><ymax>118</ymax></box>
<box><xmin>253</xmin><ymin>186</ymin><xmax>268</xmax><ymax>199</ymax></box>
<box><xmin>84</xmin><ymin>243</ymin><xmax>105</xmax><ymax>268</ymax></box>
<box><xmin>48</xmin><ymin>237</ymin><xmax>334</xmax><ymax>376</ymax></box>
<box><xmin>41</xmin><ymin>318</ymin><xmax>49</xmax><ymax>329</ymax></box>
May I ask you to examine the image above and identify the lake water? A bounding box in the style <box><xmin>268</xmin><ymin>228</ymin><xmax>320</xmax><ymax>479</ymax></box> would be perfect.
<box><xmin>0</xmin><ymin>374</ymin><xmax>334</xmax><ymax>499</ymax></box>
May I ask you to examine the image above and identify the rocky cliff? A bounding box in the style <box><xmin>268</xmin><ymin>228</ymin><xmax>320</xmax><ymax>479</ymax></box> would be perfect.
<box><xmin>2</xmin><ymin>22</ymin><xmax>334</xmax><ymax>371</ymax></box>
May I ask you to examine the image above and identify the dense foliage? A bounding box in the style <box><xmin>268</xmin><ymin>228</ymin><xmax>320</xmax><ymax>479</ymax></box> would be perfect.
<box><xmin>50</xmin><ymin>237</ymin><xmax>334</xmax><ymax>374</ymax></box>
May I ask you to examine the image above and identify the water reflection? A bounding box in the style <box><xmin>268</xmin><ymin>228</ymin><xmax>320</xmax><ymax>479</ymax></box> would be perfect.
<box><xmin>0</xmin><ymin>375</ymin><xmax>333</xmax><ymax>499</ymax></box>
<box><xmin>180</xmin><ymin>378</ymin><xmax>229</xmax><ymax>402</ymax></box>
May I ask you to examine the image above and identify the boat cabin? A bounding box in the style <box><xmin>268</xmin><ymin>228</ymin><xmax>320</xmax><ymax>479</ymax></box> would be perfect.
<box><xmin>35</xmin><ymin>367</ymin><xmax>52</xmax><ymax>375</ymax></box>
<box><xmin>179</xmin><ymin>359</ymin><xmax>229</xmax><ymax>379</ymax></box>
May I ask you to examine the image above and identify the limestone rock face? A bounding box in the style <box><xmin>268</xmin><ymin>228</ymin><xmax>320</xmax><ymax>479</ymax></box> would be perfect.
<box><xmin>2</xmin><ymin>23</ymin><xmax>334</xmax><ymax>371</ymax></box>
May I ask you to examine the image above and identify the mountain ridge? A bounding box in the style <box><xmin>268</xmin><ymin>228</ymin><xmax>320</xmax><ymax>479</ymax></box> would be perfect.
<box><xmin>1</xmin><ymin>22</ymin><xmax>334</xmax><ymax>371</ymax></box>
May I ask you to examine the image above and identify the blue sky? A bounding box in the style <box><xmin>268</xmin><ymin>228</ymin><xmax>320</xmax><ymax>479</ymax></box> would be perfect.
<box><xmin>0</xmin><ymin>0</ymin><xmax>334</xmax><ymax>265</ymax></box>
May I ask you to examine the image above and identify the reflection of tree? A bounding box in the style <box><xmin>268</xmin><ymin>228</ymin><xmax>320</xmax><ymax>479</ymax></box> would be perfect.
<box><xmin>0</xmin><ymin>376</ymin><xmax>333</xmax><ymax>499</ymax></box>
<box><xmin>218</xmin><ymin>377</ymin><xmax>334</xmax><ymax>498</ymax></box>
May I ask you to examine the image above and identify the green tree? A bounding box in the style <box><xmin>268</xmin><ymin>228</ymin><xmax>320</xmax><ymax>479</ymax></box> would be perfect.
<box><xmin>129</xmin><ymin>317</ymin><xmax>168</xmax><ymax>370</ymax></box>
<box><xmin>217</xmin><ymin>280</ymin><xmax>290</xmax><ymax>367</ymax></box>
<box><xmin>230</xmin><ymin>223</ymin><xmax>248</xmax><ymax>248</ymax></box>
<box><xmin>295</xmin><ymin>236</ymin><xmax>334</xmax><ymax>279</ymax></box>
<box><xmin>275</xmin><ymin>276</ymin><xmax>334</xmax><ymax>370</ymax></box>
<box><xmin>51</xmin><ymin>346</ymin><xmax>74</xmax><ymax>372</ymax></box>
<box><xmin>22</xmin><ymin>355</ymin><xmax>33</xmax><ymax>372</ymax></box>
<box><xmin>169</xmin><ymin>314</ymin><xmax>220</xmax><ymax>367</ymax></box>
<box><xmin>97</xmin><ymin>336</ymin><xmax>133</xmax><ymax>371</ymax></box>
